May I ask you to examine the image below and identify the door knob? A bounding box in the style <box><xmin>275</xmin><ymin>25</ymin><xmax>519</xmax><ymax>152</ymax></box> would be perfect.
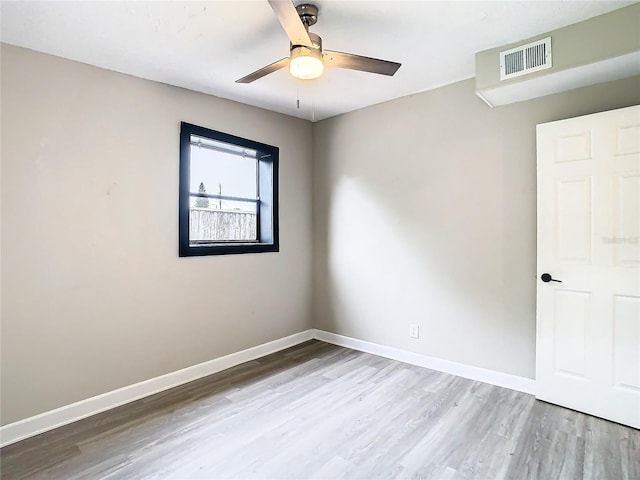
<box><xmin>541</xmin><ymin>273</ymin><xmax>562</xmax><ymax>283</ymax></box>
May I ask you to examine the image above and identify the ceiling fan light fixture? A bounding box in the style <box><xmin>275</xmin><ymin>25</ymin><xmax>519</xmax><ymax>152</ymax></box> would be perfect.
<box><xmin>289</xmin><ymin>45</ymin><xmax>323</xmax><ymax>80</ymax></box>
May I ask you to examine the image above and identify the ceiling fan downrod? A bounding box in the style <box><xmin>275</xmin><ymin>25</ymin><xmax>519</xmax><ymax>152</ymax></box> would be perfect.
<box><xmin>295</xmin><ymin>4</ymin><xmax>318</xmax><ymax>30</ymax></box>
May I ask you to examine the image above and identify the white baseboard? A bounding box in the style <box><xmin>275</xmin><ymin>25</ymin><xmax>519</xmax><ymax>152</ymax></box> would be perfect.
<box><xmin>313</xmin><ymin>330</ymin><xmax>535</xmax><ymax>395</ymax></box>
<box><xmin>1</xmin><ymin>328</ymin><xmax>534</xmax><ymax>448</ymax></box>
<box><xmin>0</xmin><ymin>329</ymin><xmax>315</xmax><ymax>448</ymax></box>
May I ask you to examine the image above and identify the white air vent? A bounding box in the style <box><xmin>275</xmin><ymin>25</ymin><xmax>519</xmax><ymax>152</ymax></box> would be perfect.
<box><xmin>500</xmin><ymin>37</ymin><xmax>552</xmax><ymax>80</ymax></box>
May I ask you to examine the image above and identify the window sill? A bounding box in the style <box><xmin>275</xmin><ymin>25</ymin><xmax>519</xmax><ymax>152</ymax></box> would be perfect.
<box><xmin>179</xmin><ymin>242</ymin><xmax>279</xmax><ymax>257</ymax></box>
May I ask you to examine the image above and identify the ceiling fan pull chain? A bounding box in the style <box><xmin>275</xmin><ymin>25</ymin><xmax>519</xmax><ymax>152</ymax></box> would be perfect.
<box><xmin>312</xmin><ymin>79</ymin><xmax>316</xmax><ymax>122</ymax></box>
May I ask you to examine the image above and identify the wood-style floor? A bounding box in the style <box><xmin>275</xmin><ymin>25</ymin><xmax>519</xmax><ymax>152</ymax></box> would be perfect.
<box><xmin>1</xmin><ymin>340</ymin><xmax>638</xmax><ymax>479</ymax></box>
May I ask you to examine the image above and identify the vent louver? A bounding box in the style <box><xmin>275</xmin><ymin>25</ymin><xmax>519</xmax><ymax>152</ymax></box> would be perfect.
<box><xmin>500</xmin><ymin>37</ymin><xmax>552</xmax><ymax>80</ymax></box>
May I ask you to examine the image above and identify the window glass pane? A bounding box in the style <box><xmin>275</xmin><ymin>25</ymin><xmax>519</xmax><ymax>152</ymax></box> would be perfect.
<box><xmin>189</xmin><ymin>201</ymin><xmax>257</xmax><ymax>243</ymax></box>
<box><xmin>189</xmin><ymin>136</ymin><xmax>257</xmax><ymax>200</ymax></box>
<box><xmin>188</xmin><ymin>136</ymin><xmax>258</xmax><ymax>243</ymax></box>
<box><xmin>189</xmin><ymin>196</ymin><xmax>255</xmax><ymax>213</ymax></box>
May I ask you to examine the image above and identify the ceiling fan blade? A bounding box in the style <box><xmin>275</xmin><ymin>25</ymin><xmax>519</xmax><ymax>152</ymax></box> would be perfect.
<box><xmin>267</xmin><ymin>0</ymin><xmax>312</xmax><ymax>47</ymax></box>
<box><xmin>323</xmin><ymin>50</ymin><xmax>401</xmax><ymax>76</ymax></box>
<box><xmin>236</xmin><ymin>57</ymin><xmax>290</xmax><ymax>84</ymax></box>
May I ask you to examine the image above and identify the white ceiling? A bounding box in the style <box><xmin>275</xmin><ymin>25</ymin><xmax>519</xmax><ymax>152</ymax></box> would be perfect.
<box><xmin>0</xmin><ymin>1</ymin><xmax>632</xmax><ymax>122</ymax></box>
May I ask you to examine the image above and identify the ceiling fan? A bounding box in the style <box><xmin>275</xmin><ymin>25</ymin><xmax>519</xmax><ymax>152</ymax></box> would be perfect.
<box><xmin>236</xmin><ymin>0</ymin><xmax>401</xmax><ymax>83</ymax></box>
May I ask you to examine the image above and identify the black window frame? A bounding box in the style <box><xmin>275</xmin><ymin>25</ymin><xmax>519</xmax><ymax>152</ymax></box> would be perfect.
<box><xmin>179</xmin><ymin>122</ymin><xmax>279</xmax><ymax>257</ymax></box>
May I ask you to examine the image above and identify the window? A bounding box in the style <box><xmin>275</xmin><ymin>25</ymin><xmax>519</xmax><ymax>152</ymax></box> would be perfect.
<box><xmin>179</xmin><ymin>122</ymin><xmax>279</xmax><ymax>256</ymax></box>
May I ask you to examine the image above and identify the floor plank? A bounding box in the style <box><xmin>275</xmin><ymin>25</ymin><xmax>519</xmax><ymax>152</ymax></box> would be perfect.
<box><xmin>1</xmin><ymin>340</ymin><xmax>638</xmax><ymax>479</ymax></box>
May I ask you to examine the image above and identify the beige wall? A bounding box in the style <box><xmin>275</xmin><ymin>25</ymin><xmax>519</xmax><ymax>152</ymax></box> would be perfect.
<box><xmin>0</xmin><ymin>44</ymin><xmax>314</xmax><ymax>425</ymax></box>
<box><xmin>313</xmin><ymin>75</ymin><xmax>640</xmax><ymax>379</ymax></box>
<box><xmin>2</xmin><ymin>40</ymin><xmax>639</xmax><ymax>427</ymax></box>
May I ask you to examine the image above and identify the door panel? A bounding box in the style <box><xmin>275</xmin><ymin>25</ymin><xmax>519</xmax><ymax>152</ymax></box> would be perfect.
<box><xmin>617</xmin><ymin>124</ymin><xmax>640</xmax><ymax>155</ymax></box>
<box><xmin>612</xmin><ymin>295</ymin><xmax>640</xmax><ymax>392</ymax></box>
<box><xmin>556</xmin><ymin>131</ymin><xmax>592</xmax><ymax>162</ymax></box>
<box><xmin>616</xmin><ymin>173</ymin><xmax>640</xmax><ymax>265</ymax></box>
<box><xmin>556</xmin><ymin>177</ymin><xmax>592</xmax><ymax>262</ymax></box>
<box><xmin>537</xmin><ymin>105</ymin><xmax>640</xmax><ymax>428</ymax></box>
<box><xmin>553</xmin><ymin>290</ymin><xmax>590</xmax><ymax>378</ymax></box>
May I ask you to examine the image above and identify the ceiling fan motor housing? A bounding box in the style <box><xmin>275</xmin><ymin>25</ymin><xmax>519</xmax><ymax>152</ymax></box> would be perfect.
<box><xmin>296</xmin><ymin>4</ymin><xmax>318</xmax><ymax>28</ymax></box>
<box><xmin>291</xmin><ymin>31</ymin><xmax>322</xmax><ymax>53</ymax></box>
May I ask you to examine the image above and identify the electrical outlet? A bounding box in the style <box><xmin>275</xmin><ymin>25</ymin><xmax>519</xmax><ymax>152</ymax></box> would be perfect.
<box><xmin>409</xmin><ymin>324</ymin><xmax>419</xmax><ymax>339</ymax></box>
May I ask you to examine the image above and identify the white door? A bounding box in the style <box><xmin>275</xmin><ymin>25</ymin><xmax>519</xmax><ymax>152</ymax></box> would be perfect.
<box><xmin>536</xmin><ymin>105</ymin><xmax>640</xmax><ymax>428</ymax></box>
